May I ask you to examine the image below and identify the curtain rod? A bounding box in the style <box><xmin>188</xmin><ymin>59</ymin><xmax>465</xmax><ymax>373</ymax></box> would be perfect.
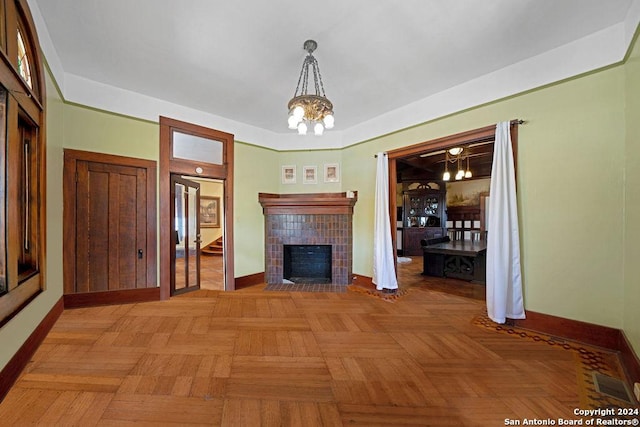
<box><xmin>373</xmin><ymin>119</ymin><xmax>525</xmax><ymax>157</ymax></box>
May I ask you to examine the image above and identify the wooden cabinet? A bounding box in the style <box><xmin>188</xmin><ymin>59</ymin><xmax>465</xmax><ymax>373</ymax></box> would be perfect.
<box><xmin>402</xmin><ymin>187</ymin><xmax>445</xmax><ymax>255</ymax></box>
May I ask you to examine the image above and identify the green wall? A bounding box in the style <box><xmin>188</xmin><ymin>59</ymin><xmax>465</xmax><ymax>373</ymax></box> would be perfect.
<box><xmin>62</xmin><ymin>104</ymin><xmax>159</xmax><ymax>161</ymax></box>
<box><xmin>276</xmin><ymin>150</ymin><xmax>343</xmax><ymax>193</ymax></box>
<box><xmin>624</xmin><ymin>35</ymin><xmax>640</xmax><ymax>355</ymax></box>
<box><xmin>3</xmin><ymin>36</ymin><xmax>640</xmax><ymax>372</ymax></box>
<box><xmin>233</xmin><ymin>142</ymin><xmax>279</xmax><ymax>277</ymax></box>
<box><xmin>344</xmin><ymin>66</ymin><xmax>627</xmax><ymax>329</ymax></box>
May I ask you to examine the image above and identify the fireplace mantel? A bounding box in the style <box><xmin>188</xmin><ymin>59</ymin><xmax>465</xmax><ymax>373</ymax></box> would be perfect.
<box><xmin>259</xmin><ymin>192</ymin><xmax>357</xmax><ymax>215</ymax></box>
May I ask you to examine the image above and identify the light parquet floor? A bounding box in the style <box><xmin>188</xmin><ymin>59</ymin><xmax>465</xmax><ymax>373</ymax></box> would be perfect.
<box><xmin>1</xmin><ymin>258</ymin><xmax>633</xmax><ymax>426</ymax></box>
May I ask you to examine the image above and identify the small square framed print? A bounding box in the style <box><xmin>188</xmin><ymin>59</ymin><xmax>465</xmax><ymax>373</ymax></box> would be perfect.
<box><xmin>303</xmin><ymin>165</ymin><xmax>317</xmax><ymax>184</ymax></box>
<box><xmin>281</xmin><ymin>165</ymin><xmax>296</xmax><ymax>184</ymax></box>
<box><xmin>200</xmin><ymin>196</ymin><xmax>220</xmax><ymax>228</ymax></box>
<box><xmin>324</xmin><ymin>163</ymin><xmax>340</xmax><ymax>183</ymax></box>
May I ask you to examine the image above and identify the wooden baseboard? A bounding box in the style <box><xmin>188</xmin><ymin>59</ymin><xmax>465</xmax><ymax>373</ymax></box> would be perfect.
<box><xmin>63</xmin><ymin>287</ymin><xmax>160</xmax><ymax>309</ymax></box>
<box><xmin>618</xmin><ymin>331</ymin><xmax>640</xmax><ymax>386</ymax></box>
<box><xmin>0</xmin><ymin>297</ymin><xmax>64</xmax><ymax>403</ymax></box>
<box><xmin>234</xmin><ymin>272</ymin><xmax>265</xmax><ymax>290</ymax></box>
<box><xmin>510</xmin><ymin>311</ymin><xmax>639</xmax><ymax>385</ymax></box>
<box><xmin>510</xmin><ymin>311</ymin><xmax>621</xmax><ymax>350</ymax></box>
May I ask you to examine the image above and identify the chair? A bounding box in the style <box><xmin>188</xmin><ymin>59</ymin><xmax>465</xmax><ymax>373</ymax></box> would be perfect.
<box><xmin>447</xmin><ymin>229</ymin><xmax>463</xmax><ymax>241</ymax></box>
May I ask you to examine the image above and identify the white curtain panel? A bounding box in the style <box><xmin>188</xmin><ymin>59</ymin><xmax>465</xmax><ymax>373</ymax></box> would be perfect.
<box><xmin>373</xmin><ymin>152</ymin><xmax>398</xmax><ymax>290</ymax></box>
<box><xmin>486</xmin><ymin>122</ymin><xmax>525</xmax><ymax>323</ymax></box>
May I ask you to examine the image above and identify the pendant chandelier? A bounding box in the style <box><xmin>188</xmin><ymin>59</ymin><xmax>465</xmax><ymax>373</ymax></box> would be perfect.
<box><xmin>287</xmin><ymin>40</ymin><xmax>334</xmax><ymax>136</ymax></box>
<box><xmin>442</xmin><ymin>147</ymin><xmax>472</xmax><ymax>181</ymax></box>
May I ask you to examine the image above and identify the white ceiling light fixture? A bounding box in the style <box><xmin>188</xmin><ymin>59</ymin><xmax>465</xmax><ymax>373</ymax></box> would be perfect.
<box><xmin>287</xmin><ymin>40</ymin><xmax>334</xmax><ymax>136</ymax></box>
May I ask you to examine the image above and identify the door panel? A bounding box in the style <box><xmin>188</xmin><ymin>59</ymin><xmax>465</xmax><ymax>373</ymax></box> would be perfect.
<box><xmin>74</xmin><ymin>160</ymin><xmax>151</xmax><ymax>293</ymax></box>
<box><xmin>171</xmin><ymin>175</ymin><xmax>201</xmax><ymax>295</ymax></box>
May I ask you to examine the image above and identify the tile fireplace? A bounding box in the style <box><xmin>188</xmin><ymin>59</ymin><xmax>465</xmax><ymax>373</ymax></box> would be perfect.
<box><xmin>259</xmin><ymin>192</ymin><xmax>357</xmax><ymax>285</ymax></box>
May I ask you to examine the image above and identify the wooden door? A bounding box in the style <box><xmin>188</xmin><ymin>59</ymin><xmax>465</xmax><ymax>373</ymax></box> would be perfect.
<box><xmin>63</xmin><ymin>150</ymin><xmax>157</xmax><ymax>301</ymax></box>
<box><xmin>170</xmin><ymin>175</ymin><xmax>201</xmax><ymax>295</ymax></box>
<box><xmin>75</xmin><ymin>161</ymin><xmax>149</xmax><ymax>291</ymax></box>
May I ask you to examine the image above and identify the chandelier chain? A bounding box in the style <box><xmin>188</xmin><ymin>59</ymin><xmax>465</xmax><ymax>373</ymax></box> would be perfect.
<box><xmin>287</xmin><ymin>39</ymin><xmax>334</xmax><ymax>135</ymax></box>
<box><xmin>293</xmin><ymin>55</ymin><xmax>327</xmax><ymax>98</ymax></box>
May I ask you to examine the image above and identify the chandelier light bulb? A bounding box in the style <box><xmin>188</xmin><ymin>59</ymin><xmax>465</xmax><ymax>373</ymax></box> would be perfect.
<box><xmin>293</xmin><ymin>106</ymin><xmax>304</xmax><ymax>120</ymax></box>
<box><xmin>455</xmin><ymin>170</ymin><xmax>464</xmax><ymax>180</ymax></box>
<box><xmin>323</xmin><ymin>114</ymin><xmax>334</xmax><ymax>129</ymax></box>
<box><xmin>297</xmin><ymin>121</ymin><xmax>307</xmax><ymax>135</ymax></box>
<box><xmin>288</xmin><ymin>115</ymin><xmax>299</xmax><ymax>129</ymax></box>
<box><xmin>464</xmin><ymin>154</ymin><xmax>472</xmax><ymax>179</ymax></box>
<box><xmin>443</xmin><ymin>171</ymin><xmax>450</xmax><ymax>181</ymax></box>
<box><xmin>314</xmin><ymin>122</ymin><xmax>324</xmax><ymax>136</ymax></box>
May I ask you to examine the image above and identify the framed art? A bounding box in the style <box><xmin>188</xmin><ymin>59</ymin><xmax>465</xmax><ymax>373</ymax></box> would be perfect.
<box><xmin>282</xmin><ymin>165</ymin><xmax>296</xmax><ymax>184</ymax></box>
<box><xmin>303</xmin><ymin>165</ymin><xmax>317</xmax><ymax>184</ymax></box>
<box><xmin>324</xmin><ymin>163</ymin><xmax>340</xmax><ymax>183</ymax></box>
<box><xmin>200</xmin><ymin>196</ymin><xmax>220</xmax><ymax>228</ymax></box>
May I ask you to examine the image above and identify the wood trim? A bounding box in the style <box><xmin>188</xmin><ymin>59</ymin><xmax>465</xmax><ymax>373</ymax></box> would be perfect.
<box><xmin>0</xmin><ymin>0</ymin><xmax>47</xmax><ymax>325</ymax></box>
<box><xmin>63</xmin><ymin>149</ymin><xmax>157</xmax><ymax>169</ymax></box>
<box><xmin>258</xmin><ymin>192</ymin><xmax>358</xmax><ymax>215</ymax></box>
<box><xmin>0</xmin><ymin>297</ymin><xmax>63</xmax><ymax>403</ymax></box>
<box><xmin>159</xmin><ymin>120</ymin><xmax>171</xmax><ymax>299</ymax></box>
<box><xmin>62</xmin><ymin>149</ymin><xmax>158</xmax><ymax>296</ymax></box>
<box><xmin>509</xmin><ymin>311</ymin><xmax>621</xmax><ymax>350</ymax></box>
<box><xmin>15</xmin><ymin>0</ymin><xmax>46</xmax><ymax>107</ymax></box>
<box><xmin>387</xmin><ymin>125</ymin><xmax>497</xmax><ymax>160</ymax></box>
<box><xmin>63</xmin><ymin>288</ymin><xmax>160</xmax><ymax>309</ymax></box>
<box><xmin>511</xmin><ymin>310</ymin><xmax>640</xmax><ymax>385</ymax></box>
<box><xmin>224</xmin><ymin>136</ymin><xmax>235</xmax><ymax>291</ymax></box>
<box><xmin>386</xmin><ymin>121</ymin><xmax>521</xmax><ymax>276</ymax></box>
<box><xmin>619</xmin><ymin>332</ymin><xmax>640</xmax><ymax>385</ymax></box>
<box><xmin>234</xmin><ymin>272</ymin><xmax>265</xmax><ymax>290</ymax></box>
<box><xmin>159</xmin><ymin>116</ymin><xmax>235</xmax><ymax>296</ymax></box>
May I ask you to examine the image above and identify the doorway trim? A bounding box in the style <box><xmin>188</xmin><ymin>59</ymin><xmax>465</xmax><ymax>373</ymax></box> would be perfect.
<box><xmin>159</xmin><ymin>117</ymin><xmax>235</xmax><ymax>299</ymax></box>
<box><xmin>62</xmin><ymin>149</ymin><xmax>159</xmax><ymax>308</ymax></box>
<box><xmin>386</xmin><ymin>121</ymin><xmax>520</xmax><ymax>262</ymax></box>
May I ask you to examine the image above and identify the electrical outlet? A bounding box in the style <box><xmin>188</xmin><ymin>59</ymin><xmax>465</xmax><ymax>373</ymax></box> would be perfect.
<box><xmin>634</xmin><ymin>382</ymin><xmax>640</xmax><ymax>402</ymax></box>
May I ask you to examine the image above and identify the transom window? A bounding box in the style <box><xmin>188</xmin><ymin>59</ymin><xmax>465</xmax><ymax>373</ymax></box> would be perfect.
<box><xmin>17</xmin><ymin>27</ymin><xmax>32</xmax><ymax>89</ymax></box>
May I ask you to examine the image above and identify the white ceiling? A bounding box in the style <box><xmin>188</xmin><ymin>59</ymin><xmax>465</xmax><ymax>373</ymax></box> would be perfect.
<box><xmin>30</xmin><ymin>0</ymin><xmax>640</xmax><ymax>149</ymax></box>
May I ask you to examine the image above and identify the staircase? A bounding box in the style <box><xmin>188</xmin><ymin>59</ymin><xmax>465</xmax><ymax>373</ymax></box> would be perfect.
<box><xmin>201</xmin><ymin>236</ymin><xmax>224</xmax><ymax>256</ymax></box>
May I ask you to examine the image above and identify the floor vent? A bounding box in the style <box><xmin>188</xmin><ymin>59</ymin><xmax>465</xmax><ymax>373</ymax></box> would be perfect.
<box><xmin>592</xmin><ymin>372</ymin><xmax>634</xmax><ymax>403</ymax></box>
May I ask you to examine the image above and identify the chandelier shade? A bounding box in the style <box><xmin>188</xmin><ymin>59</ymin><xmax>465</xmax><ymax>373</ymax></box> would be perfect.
<box><xmin>287</xmin><ymin>40</ymin><xmax>334</xmax><ymax>135</ymax></box>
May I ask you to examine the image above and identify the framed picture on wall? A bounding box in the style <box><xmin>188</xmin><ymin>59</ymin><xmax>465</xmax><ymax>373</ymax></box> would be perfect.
<box><xmin>200</xmin><ymin>196</ymin><xmax>220</xmax><ymax>228</ymax></box>
<box><xmin>303</xmin><ymin>165</ymin><xmax>317</xmax><ymax>184</ymax></box>
<box><xmin>324</xmin><ymin>163</ymin><xmax>340</xmax><ymax>183</ymax></box>
<box><xmin>282</xmin><ymin>165</ymin><xmax>296</xmax><ymax>184</ymax></box>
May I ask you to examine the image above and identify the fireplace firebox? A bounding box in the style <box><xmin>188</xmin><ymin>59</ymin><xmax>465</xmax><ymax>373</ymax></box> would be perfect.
<box><xmin>284</xmin><ymin>245</ymin><xmax>332</xmax><ymax>284</ymax></box>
